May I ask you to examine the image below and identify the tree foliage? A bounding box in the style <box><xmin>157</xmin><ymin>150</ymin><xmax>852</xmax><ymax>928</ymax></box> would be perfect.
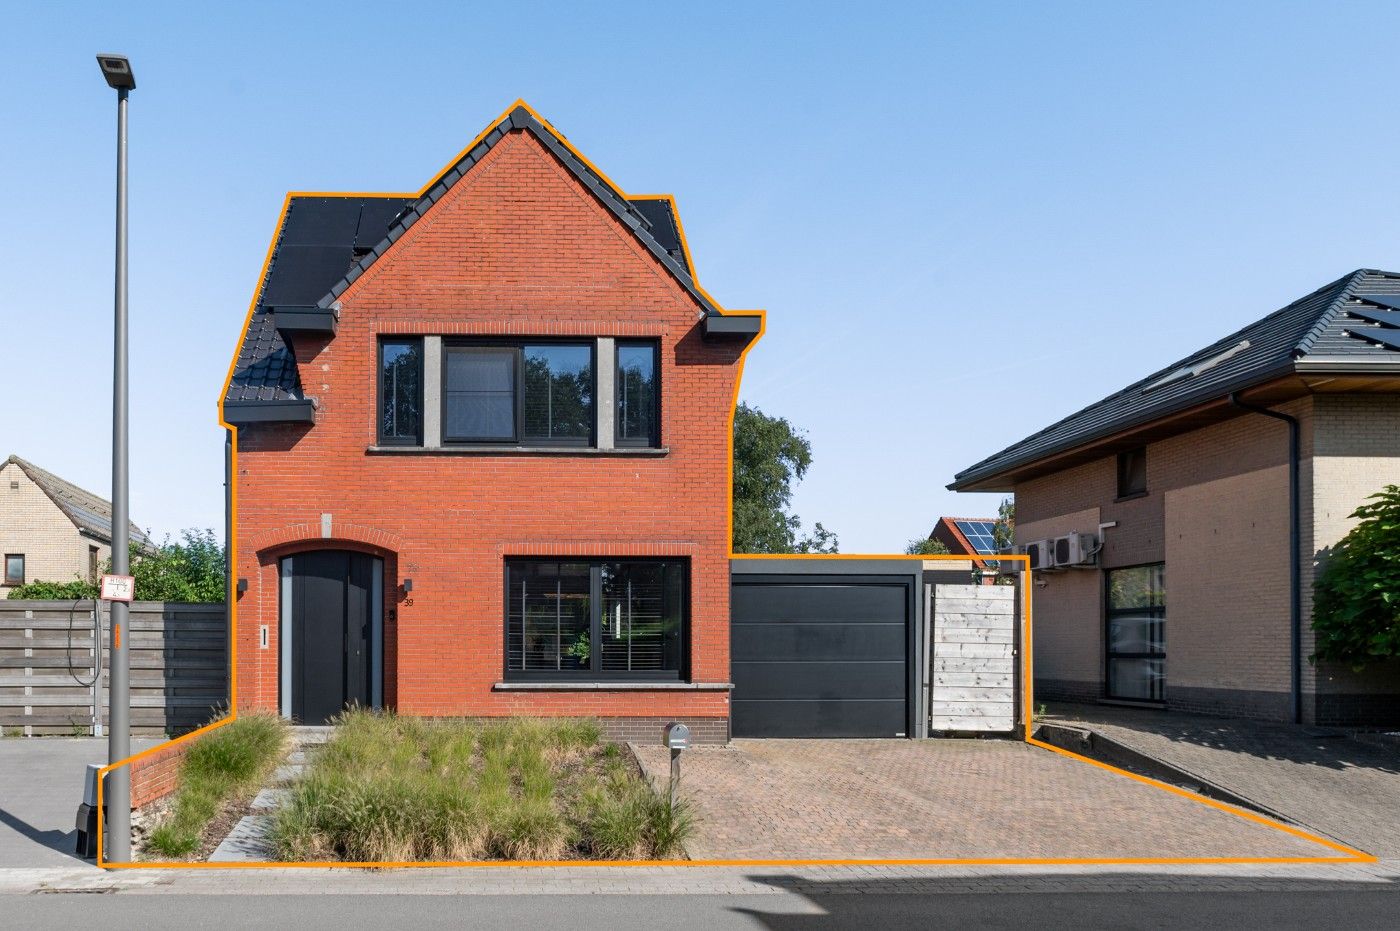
<box><xmin>1312</xmin><ymin>485</ymin><xmax>1400</xmax><ymax>669</ymax></box>
<box><xmin>904</xmin><ymin>537</ymin><xmax>950</xmax><ymax>555</ymax></box>
<box><xmin>993</xmin><ymin>497</ymin><xmax>1015</xmax><ymax>552</ymax></box>
<box><xmin>731</xmin><ymin>402</ymin><xmax>839</xmax><ymax>554</ymax></box>
<box><xmin>7</xmin><ymin>528</ymin><xmax>226</xmax><ymax>603</ymax></box>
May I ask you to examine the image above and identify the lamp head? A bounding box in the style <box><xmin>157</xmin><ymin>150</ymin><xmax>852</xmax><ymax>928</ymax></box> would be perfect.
<box><xmin>96</xmin><ymin>54</ymin><xmax>136</xmax><ymax>90</ymax></box>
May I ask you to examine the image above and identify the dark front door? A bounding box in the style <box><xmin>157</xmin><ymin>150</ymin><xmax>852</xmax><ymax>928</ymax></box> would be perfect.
<box><xmin>284</xmin><ymin>550</ymin><xmax>377</xmax><ymax>725</ymax></box>
<box><xmin>730</xmin><ymin>574</ymin><xmax>913</xmax><ymax>737</ymax></box>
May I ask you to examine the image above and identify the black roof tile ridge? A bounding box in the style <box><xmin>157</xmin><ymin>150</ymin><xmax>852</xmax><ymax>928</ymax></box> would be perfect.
<box><xmin>1292</xmin><ymin>269</ymin><xmax>1372</xmax><ymax>359</ymax></box>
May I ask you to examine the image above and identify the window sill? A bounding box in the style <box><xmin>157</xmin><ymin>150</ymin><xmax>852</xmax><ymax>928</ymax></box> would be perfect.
<box><xmin>1113</xmin><ymin>491</ymin><xmax>1149</xmax><ymax>503</ymax></box>
<box><xmin>368</xmin><ymin>445</ymin><xmax>669</xmax><ymax>456</ymax></box>
<box><xmin>493</xmin><ymin>681</ymin><xmax>732</xmax><ymax>691</ymax></box>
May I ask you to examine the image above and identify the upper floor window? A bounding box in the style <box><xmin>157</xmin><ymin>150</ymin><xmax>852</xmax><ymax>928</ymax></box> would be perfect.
<box><xmin>445</xmin><ymin>342</ymin><xmax>593</xmax><ymax>446</ymax></box>
<box><xmin>4</xmin><ymin>554</ymin><xmax>24</xmax><ymax>586</ymax></box>
<box><xmin>378</xmin><ymin>338</ymin><xmax>423</xmax><ymax>445</ymax></box>
<box><xmin>616</xmin><ymin>341</ymin><xmax>659</xmax><ymax>447</ymax></box>
<box><xmin>1117</xmin><ymin>446</ymin><xmax>1147</xmax><ymax>498</ymax></box>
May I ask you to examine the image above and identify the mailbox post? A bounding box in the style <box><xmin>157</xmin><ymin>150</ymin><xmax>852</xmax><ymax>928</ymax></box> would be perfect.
<box><xmin>662</xmin><ymin>722</ymin><xmax>690</xmax><ymax>809</ymax></box>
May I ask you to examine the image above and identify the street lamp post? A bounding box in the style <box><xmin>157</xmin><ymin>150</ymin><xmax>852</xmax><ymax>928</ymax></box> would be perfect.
<box><xmin>97</xmin><ymin>52</ymin><xmax>135</xmax><ymax>864</ymax></box>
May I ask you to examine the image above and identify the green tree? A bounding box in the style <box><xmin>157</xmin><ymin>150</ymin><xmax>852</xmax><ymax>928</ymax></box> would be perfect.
<box><xmin>904</xmin><ymin>536</ymin><xmax>950</xmax><ymax>555</ymax></box>
<box><xmin>7</xmin><ymin>528</ymin><xmax>225</xmax><ymax>603</ymax></box>
<box><xmin>993</xmin><ymin>497</ymin><xmax>1015</xmax><ymax>552</ymax></box>
<box><xmin>1312</xmin><ymin>485</ymin><xmax>1400</xmax><ymax>669</ymax></box>
<box><xmin>732</xmin><ymin>402</ymin><xmax>838</xmax><ymax>554</ymax></box>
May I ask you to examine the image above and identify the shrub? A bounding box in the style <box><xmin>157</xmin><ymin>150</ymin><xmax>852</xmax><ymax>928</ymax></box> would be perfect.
<box><xmin>273</xmin><ymin>711</ymin><xmax>692</xmax><ymax>862</ymax></box>
<box><xmin>144</xmin><ymin>713</ymin><xmax>288</xmax><ymax>859</ymax></box>
<box><xmin>1312</xmin><ymin>484</ymin><xmax>1400</xmax><ymax>669</ymax></box>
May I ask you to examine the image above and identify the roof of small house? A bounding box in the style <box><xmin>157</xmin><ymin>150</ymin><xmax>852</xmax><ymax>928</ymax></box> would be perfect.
<box><xmin>4</xmin><ymin>455</ymin><xmax>150</xmax><ymax>547</ymax></box>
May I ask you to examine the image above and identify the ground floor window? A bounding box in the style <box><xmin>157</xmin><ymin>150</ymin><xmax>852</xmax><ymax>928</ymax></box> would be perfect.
<box><xmin>1105</xmin><ymin>563</ymin><xmax>1165</xmax><ymax>701</ymax></box>
<box><xmin>4</xmin><ymin>554</ymin><xmax>23</xmax><ymax>586</ymax></box>
<box><xmin>505</xmin><ymin>558</ymin><xmax>686</xmax><ymax>680</ymax></box>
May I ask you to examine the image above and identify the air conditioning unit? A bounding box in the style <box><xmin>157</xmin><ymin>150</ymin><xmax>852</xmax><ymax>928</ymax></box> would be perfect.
<box><xmin>1053</xmin><ymin>532</ymin><xmax>1099</xmax><ymax>567</ymax></box>
<box><xmin>1021</xmin><ymin>540</ymin><xmax>1052</xmax><ymax>570</ymax></box>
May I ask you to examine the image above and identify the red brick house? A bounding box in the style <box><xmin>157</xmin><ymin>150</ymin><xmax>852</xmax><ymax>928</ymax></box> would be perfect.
<box><xmin>221</xmin><ymin>103</ymin><xmax>761</xmax><ymax>742</ymax></box>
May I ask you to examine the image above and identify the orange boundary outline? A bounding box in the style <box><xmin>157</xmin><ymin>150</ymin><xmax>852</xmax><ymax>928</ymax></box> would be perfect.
<box><xmin>94</xmin><ymin>100</ymin><xmax>1376</xmax><ymax>870</ymax></box>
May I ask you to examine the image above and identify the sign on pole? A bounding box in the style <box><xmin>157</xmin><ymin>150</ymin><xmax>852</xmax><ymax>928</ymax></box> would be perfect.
<box><xmin>100</xmin><ymin>574</ymin><xmax>135</xmax><ymax>603</ymax></box>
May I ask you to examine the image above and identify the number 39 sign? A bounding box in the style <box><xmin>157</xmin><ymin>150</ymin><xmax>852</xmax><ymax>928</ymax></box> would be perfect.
<box><xmin>100</xmin><ymin>574</ymin><xmax>135</xmax><ymax>603</ymax></box>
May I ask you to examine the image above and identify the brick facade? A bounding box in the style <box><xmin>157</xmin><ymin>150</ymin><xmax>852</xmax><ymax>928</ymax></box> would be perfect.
<box><xmin>230</xmin><ymin>128</ymin><xmax>744</xmax><ymax>736</ymax></box>
<box><xmin>1016</xmin><ymin>394</ymin><xmax>1400</xmax><ymax>725</ymax></box>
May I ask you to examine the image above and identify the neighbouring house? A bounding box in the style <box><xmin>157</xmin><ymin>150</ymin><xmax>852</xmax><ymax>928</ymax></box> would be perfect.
<box><xmin>928</xmin><ymin>517</ymin><xmax>1000</xmax><ymax>561</ymax></box>
<box><xmin>0</xmin><ymin>455</ymin><xmax>149</xmax><ymax>595</ymax></box>
<box><xmin>950</xmin><ymin>270</ymin><xmax>1400</xmax><ymax>726</ymax></box>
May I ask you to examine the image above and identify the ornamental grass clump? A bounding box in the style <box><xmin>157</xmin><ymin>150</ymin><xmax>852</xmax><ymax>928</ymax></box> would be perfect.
<box><xmin>272</xmin><ymin>711</ymin><xmax>692</xmax><ymax>862</ymax></box>
<box><xmin>144</xmin><ymin>712</ymin><xmax>288</xmax><ymax>859</ymax></box>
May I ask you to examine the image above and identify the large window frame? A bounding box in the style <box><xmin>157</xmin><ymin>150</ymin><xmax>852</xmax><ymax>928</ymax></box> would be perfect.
<box><xmin>615</xmin><ymin>340</ymin><xmax>661</xmax><ymax>448</ymax></box>
<box><xmin>377</xmin><ymin>337</ymin><xmax>424</xmax><ymax>446</ymax></box>
<box><xmin>503</xmin><ymin>557</ymin><xmax>688</xmax><ymax>682</ymax></box>
<box><xmin>443</xmin><ymin>340</ymin><xmax>596</xmax><ymax>448</ymax></box>
<box><xmin>1104</xmin><ymin>563</ymin><xmax>1165</xmax><ymax>703</ymax></box>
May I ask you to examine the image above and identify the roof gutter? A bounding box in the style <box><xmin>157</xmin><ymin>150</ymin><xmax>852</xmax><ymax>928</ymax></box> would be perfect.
<box><xmin>1228</xmin><ymin>392</ymin><xmax>1302</xmax><ymax>726</ymax></box>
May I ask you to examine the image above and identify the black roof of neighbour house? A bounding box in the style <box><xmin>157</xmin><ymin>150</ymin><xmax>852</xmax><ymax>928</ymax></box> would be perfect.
<box><xmin>950</xmin><ymin>269</ymin><xmax>1400</xmax><ymax>491</ymax></box>
<box><xmin>224</xmin><ymin>105</ymin><xmax>735</xmax><ymax>419</ymax></box>
<box><xmin>4</xmin><ymin>455</ymin><xmax>151</xmax><ymax>549</ymax></box>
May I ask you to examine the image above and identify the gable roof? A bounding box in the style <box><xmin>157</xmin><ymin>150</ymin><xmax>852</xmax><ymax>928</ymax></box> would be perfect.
<box><xmin>224</xmin><ymin>102</ymin><xmax>737</xmax><ymax>412</ymax></box>
<box><xmin>950</xmin><ymin>268</ymin><xmax>1400</xmax><ymax>491</ymax></box>
<box><xmin>4</xmin><ymin>455</ymin><xmax>150</xmax><ymax>547</ymax></box>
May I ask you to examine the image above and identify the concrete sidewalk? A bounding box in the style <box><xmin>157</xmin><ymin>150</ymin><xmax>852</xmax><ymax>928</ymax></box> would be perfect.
<box><xmin>0</xmin><ymin>737</ymin><xmax>158</xmax><ymax>868</ymax></box>
<box><xmin>4</xmin><ymin>860</ymin><xmax>1400</xmax><ymax>897</ymax></box>
<box><xmin>1043</xmin><ymin>703</ymin><xmax>1400</xmax><ymax>857</ymax></box>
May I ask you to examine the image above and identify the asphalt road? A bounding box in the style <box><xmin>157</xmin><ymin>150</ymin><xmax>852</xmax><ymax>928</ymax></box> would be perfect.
<box><xmin>3</xmin><ymin>890</ymin><xmax>1400</xmax><ymax>929</ymax></box>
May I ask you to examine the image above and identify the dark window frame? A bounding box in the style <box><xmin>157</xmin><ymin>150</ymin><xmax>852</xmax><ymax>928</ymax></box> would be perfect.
<box><xmin>1103</xmin><ymin>562</ymin><xmax>1165</xmax><ymax>703</ymax></box>
<box><xmin>502</xmin><ymin>556</ymin><xmax>689</xmax><ymax>682</ymax></box>
<box><xmin>614</xmin><ymin>340</ymin><xmax>661</xmax><ymax>448</ymax></box>
<box><xmin>443</xmin><ymin>339</ymin><xmax>596</xmax><ymax>447</ymax></box>
<box><xmin>4</xmin><ymin>553</ymin><xmax>24</xmax><ymax>586</ymax></box>
<box><xmin>1116</xmin><ymin>446</ymin><xmax>1148</xmax><ymax>499</ymax></box>
<box><xmin>376</xmin><ymin>337</ymin><xmax>424</xmax><ymax>446</ymax></box>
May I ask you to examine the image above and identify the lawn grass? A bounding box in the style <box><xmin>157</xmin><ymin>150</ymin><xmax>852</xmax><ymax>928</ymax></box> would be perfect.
<box><xmin>272</xmin><ymin>711</ymin><xmax>694</xmax><ymax>862</ymax></box>
<box><xmin>143</xmin><ymin>712</ymin><xmax>289</xmax><ymax>859</ymax></box>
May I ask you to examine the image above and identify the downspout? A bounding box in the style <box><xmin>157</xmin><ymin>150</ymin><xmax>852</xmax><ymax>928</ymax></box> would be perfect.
<box><xmin>1228</xmin><ymin>393</ymin><xmax>1301</xmax><ymax>725</ymax></box>
<box><xmin>224</xmin><ymin>428</ymin><xmax>233</xmax><ymax>707</ymax></box>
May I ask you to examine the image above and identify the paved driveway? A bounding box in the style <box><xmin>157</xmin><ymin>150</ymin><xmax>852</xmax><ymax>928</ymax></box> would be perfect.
<box><xmin>1045</xmin><ymin>703</ymin><xmax>1400</xmax><ymax>858</ymax></box>
<box><xmin>631</xmin><ymin>739</ymin><xmax>1340</xmax><ymax>860</ymax></box>
<box><xmin>0</xmin><ymin>737</ymin><xmax>158</xmax><ymax>867</ymax></box>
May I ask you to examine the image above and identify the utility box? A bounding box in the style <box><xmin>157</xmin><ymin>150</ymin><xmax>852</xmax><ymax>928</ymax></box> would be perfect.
<box><xmin>75</xmin><ymin>763</ymin><xmax>102</xmax><ymax>859</ymax></box>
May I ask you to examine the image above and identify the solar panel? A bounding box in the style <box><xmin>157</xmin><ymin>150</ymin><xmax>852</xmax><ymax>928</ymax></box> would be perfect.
<box><xmin>954</xmin><ymin>520</ymin><xmax>1000</xmax><ymax>555</ymax></box>
<box><xmin>280</xmin><ymin>198</ymin><xmax>363</xmax><ymax>246</ymax></box>
<box><xmin>1358</xmin><ymin>294</ymin><xmax>1400</xmax><ymax>312</ymax></box>
<box><xmin>261</xmin><ymin>245</ymin><xmax>356</xmax><ymax>306</ymax></box>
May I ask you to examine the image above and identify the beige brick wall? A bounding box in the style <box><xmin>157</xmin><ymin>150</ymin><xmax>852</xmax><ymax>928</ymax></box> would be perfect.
<box><xmin>1018</xmin><ymin>507</ymin><xmax>1101</xmax><ymax>698</ymax></box>
<box><xmin>1305</xmin><ymin>394</ymin><xmax>1400</xmax><ymax>704</ymax></box>
<box><xmin>1014</xmin><ymin>399</ymin><xmax>1307</xmax><ymax>715</ymax></box>
<box><xmin>0</xmin><ymin>461</ymin><xmax>107</xmax><ymax>593</ymax></box>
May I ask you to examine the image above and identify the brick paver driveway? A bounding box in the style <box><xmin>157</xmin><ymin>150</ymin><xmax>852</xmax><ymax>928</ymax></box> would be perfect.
<box><xmin>1045</xmin><ymin>703</ymin><xmax>1400</xmax><ymax>858</ymax></box>
<box><xmin>631</xmin><ymin>739</ymin><xmax>1341</xmax><ymax>860</ymax></box>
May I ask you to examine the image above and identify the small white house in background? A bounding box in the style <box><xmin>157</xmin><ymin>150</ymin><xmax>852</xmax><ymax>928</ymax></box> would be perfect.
<box><xmin>0</xmin><ymin>455</ymin><xmax>150</xmax><ymax>593</ymax></box>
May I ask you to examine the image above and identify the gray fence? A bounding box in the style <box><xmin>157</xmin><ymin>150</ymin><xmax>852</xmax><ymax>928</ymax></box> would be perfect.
<box><xmin>0</xmin><ymin>600</ymin><xmax>227</xmax><ymax>736</ymax></box>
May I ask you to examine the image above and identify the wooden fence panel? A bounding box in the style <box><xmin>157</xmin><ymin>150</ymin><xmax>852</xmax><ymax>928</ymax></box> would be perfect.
<box><xmin>0</xmin><ymin>600</ymin><xmax>227</xmax><ymax>736</ymax></box>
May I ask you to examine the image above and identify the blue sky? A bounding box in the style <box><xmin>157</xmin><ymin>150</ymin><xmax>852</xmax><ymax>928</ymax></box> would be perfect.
<box><xmin>3</xmin><ymin>2</ymin><xmax>1399</xmax><ymax>553</ymax></box>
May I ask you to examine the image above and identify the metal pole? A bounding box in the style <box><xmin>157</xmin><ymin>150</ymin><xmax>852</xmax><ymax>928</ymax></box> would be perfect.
<box><xmin>669</xmin><ymin>748</ymin><xmax>679</xmax><ymax>809</ymax></box>
<box><xmin>106</xmin><ymin>85</ymin><xmax>132</xmax><ymax>862</ymax></box>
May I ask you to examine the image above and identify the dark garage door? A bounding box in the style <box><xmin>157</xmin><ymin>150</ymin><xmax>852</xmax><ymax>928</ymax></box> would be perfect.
<box><xmin>731</xmin><ymin>575</ymin><xmax>913</xmax><ymax>737</ymax></box>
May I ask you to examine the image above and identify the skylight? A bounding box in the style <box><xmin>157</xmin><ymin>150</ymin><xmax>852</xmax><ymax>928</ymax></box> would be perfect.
<box><xmin>1141</xmin><ymin>340</ymin><xmax>1251</xmax><ymax>394</ymax></box>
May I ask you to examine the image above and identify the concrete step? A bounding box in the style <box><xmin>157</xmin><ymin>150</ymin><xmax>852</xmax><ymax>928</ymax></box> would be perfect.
<box><xmin>208</xmin><ymin>814</ymin><xmax>276</xmax><ymax>862</ymax></box>
<box><xmin>249</xmin><ymin>787</ymin><xmax>291</xmax><ymax>811</ymax></box>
